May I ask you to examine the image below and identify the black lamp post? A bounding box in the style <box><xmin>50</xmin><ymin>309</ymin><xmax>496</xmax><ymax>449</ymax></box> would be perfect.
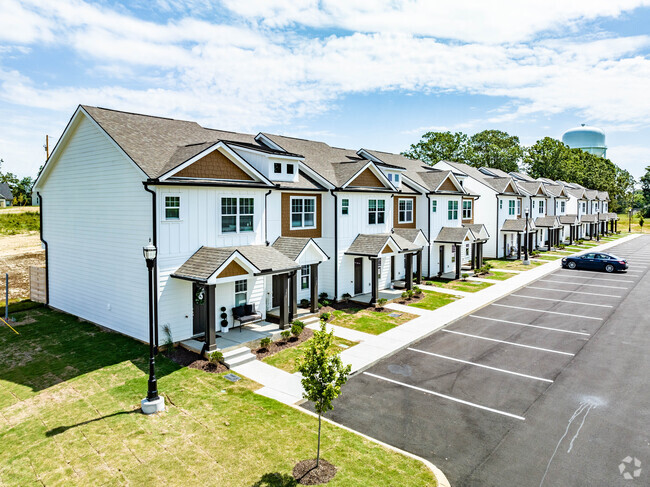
<box><xmin>142</xmin><ymin>239</ymin><xmax>164</xmax><ymax>414</ymax></box>
<box><xmin>628</xmin><ymin>207</ymin><xmax>632</xmax><ymax>233</ymax></box>
<box><xmin>523</xmin><ymin>209</ymin><xmax>530</xmax><ymax>265</ymax></box>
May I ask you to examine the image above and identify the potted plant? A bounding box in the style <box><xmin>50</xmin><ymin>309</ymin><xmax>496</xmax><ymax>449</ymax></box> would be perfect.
<box><xmin>220</xmin><ymin>307</ymin><xmax>228</xmax><ymax>333</ymax></box>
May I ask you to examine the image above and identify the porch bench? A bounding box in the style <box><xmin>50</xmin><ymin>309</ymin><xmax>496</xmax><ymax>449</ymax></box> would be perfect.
<box><xmin>232</xmin><ymin>304</ymin><xmax>263</xmax><ymax>332</ymax></box>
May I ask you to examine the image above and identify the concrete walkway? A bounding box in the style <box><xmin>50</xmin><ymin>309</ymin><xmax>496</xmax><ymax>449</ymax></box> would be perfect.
<box><xmin>232</xmin><ymin>234</ymin><xmax>638</xmax><ymax>405</ymax></box>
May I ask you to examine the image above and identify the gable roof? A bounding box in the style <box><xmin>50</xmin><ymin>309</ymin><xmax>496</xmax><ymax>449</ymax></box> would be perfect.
<box><xmin>271</xmin><ymin>237</ymin><xmax>329</xmax><ymax>261</ymax></box>
<box><xmin>0</xmin><ymin>182</ymin><xmax>12</xmax><ymax>200</ymax></box>
<box><xmin>392</xmin><ymin>228</ymin><xmax>429</xmax><ymax>245</ymax></box>
<box><xmin>442</xmin><ymin>161</ymin><xmax>520</xmax><ymax>195</ymax></box>
<box><xmin>434</xmin><ymin>226</ymin><xmax>476</xmax><ymax>244</ymax></box>
<box><xmin>516</xmin><ymin>181</ymin><xmax>546</xmax><ymax>197</ymax></box>
<box><xmin>544</xmin><ymin>184</ymin><xmax>567</xmax><ymax>198</ymax></box>
<box><xmin>535</xmin><ymin>216</ymin><xmax>561</xmax><ymax>228</ymax></box>
<box><xmin>462</xmin><ymin>223</ymin><xmax>490</xmax><ymax>240</ymax></box>
<box><xmin>501</xmin><ymin>218</ymin><xmax>536</xmax><ymax>232</ymax></box>
<box><xmin>559</xmin><ymin>214</ymin><xmax>579</xmax><ymax>225</ymax></box>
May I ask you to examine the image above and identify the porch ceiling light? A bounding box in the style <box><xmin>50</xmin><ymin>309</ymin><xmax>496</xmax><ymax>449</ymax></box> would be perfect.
<box><xmin>143</xmin><ymin>239</ymin><xmax>157</xmax><ymax>262</ymax></box>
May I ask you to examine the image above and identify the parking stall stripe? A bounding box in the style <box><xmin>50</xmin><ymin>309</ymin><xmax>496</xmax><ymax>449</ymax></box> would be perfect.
<box><xmin>491</xmin><ymin>304</ymin><xmax>603</xmax><ymax>320</ymax></box>
<box><xmin>540</xmin><ymin>279</ymin><xmax>628</xmax><ymax>290</ymax></box>
<box><xmin>525</xmin><ymin>286</ymin><xmax>621</xmax><ymax>298</ymax></box>
<box><xmin>553</xmin><ymin>275</ymin><xmax>634</xmax><ymax>283</ymax></box>
<box><xmin>509</xmin><ymin>294</ymin><xmax>613</xmax><ymax>308</ymax></box>
<box><xmin>441</xmin><ymin>330</ymin><xmax>575</xmax><ymax>356</ymax></box>
<box><xmin>363</xmin><ymin>372</ymin><xmax>526</xmax><ymax>421</ymax></box>
<box><xmin>468</xmin><ymin>315</ymin><xmax>590</xmax><ymax>336</ymax></box>
<box><xmin>407</xmin><ymin>348</ymin><xmax>554</xmax><ymax>383</ymax></box>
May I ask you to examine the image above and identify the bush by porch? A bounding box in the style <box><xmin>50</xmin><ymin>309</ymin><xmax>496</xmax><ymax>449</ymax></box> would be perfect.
<box><xmin>0</xmin><ymin>308</ymin><xmax>437</xmax><ymax>486</ymax></box>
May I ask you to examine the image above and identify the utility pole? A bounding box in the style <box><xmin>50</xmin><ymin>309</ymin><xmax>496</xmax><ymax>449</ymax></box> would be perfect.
<box><xmin>44</xmin><ymin>135</ymin><xmax>50</xmax><ymax>160</ymax></box>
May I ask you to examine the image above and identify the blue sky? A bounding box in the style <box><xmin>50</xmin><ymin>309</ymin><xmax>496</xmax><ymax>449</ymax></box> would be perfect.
<box><xmin>1</xmin><ymin>0</ymin><xmax>650</xmax><ymax>181</ymax></box>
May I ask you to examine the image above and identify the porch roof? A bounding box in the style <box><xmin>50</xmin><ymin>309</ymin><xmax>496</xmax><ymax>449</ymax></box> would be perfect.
<box><xmin>501</xmin><ymin>218</ymin><xmax>536</xmax><ymax>232</ymax></box>
<box><xmin>345</xmin><ymin>233</ymin><xmax>422</xmax><ymax>257</ymax></box>
<box><xmin>171</xmin><ymin>245</ymin><xmax>300</xmax><ymax>283</ymax></box>
<box><xmin>535</xmin><ymin>216</ymin><xmax>561</xmax><ymax>228</ymax></box>
<box><xmin>559</xmin><ymin>214</ymin><xmax>579</xmax><ymax>225</ymax></box>
<box><xmin>434</xmin><ymin>226</ymin><xmax>476</xmax><ymax>244</ymax></box>
<box><xmin>462</xmin><ymin>223</ymin><xmax>490</xmax><ymax>241</ymax></box>
<box><xmin>271</xmin><ymin>236</ymin><xmax>329</xmax><ymax>262</ymax></box>
<box><xmin>580</xmin><ymin>214</ymin><xmax>597</xmax><ymax>223</ymax></box>
<box><xmin>392</xmin><ymin>228</ymin><xmax>430</xmax><ymax>245</ymax></box>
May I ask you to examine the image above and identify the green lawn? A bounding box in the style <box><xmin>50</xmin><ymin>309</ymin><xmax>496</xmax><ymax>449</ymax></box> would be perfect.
<box><xmin>263</xmin><ymin>336</ymin><xmax>358</xmax><ymax>373</ymax></box>
<box><xmin>330</xmin><ymin>307</ymin><xmax>417</xmax><ymax>335</ymax></box>
<box><xmin>0</xmin><ymin>308</ymin><xmax>437</xmax><ymax>486</ymax></box>
<box><xmin>477</xmin><ymin>271</ymin><xmax>515</xmax><ymax>281</ymax></box>
<box><xmin>483</xmin><ymin>258</ymin><xmax>545</xmax><ymax>271</ymax></box>
<box><xmin>423</xmin><ymin>278</ymin><xmax>493</xmax><ymax>293</ymax></box>
<box><xmin>408</xmin><ymin>291</ymin><xmax>461</xmax><ymax>311</ymax></box>
<box><xmin>0</xmin><ymin>211</ymin><xmax>40</xmax><ymax>235</ymax></box>
<box><xmin>532</xmin><ymin>254</ymin><xmax>563</xmax><ymax>261</ymax></box>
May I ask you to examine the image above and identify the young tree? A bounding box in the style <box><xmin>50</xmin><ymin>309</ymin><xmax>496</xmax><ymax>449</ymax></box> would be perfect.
<box><xmin>464</xmin><ymin>129</ymin><xmax>523</xmax><ymax>172</ymax></box>
<box><xmin>402</xmin><ymin>131</ymin><xmax>468</xmax><ymax>165</ymax></box>
<box><xmin>298</xmin><ymin>322</ymin><xmax>351</xmax><ymax>468</ymax></box>
<box><xmin>640</xmin><ymin>166</ymin><xmax>650</xmax><ymax>216</ymax></box>
<box><xmin>523</xmin><ymin>137</ymin><xmax>570</xmax><ymax>181</ymax></box>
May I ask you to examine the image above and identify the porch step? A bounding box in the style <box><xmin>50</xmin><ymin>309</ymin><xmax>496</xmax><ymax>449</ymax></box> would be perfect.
<box><xmin>222</xmin><ymin>347</ymin><xmax>257</xmax><ymax>367</ymax></box>
<box><xmin>303</xmin><ymin>316</ymin><xmax>320</xmax><ymax>325</ymax></box>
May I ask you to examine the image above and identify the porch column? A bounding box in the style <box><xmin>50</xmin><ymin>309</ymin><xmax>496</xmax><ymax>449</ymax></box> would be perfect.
<box><xmin>309</xmin><ymin>263</ymin><xmax>319</xmax><ymax>314</ymax></box>
<box><xmin>278</xmin><ymin>274</ymin><xmax>289</xmax><ymax>329</ymax></box>
<box><xmin>615</xmin><ymin>220</ymin><xmax>618</xmax><ymax>232</ymax></box>
<box><xmin>405</xmin><ymin>253</ymin><xmax>413</xmax><ymax>290</ymax></box>
<box><xmin>205</xmin><ymin>285</ymin><xmax>217</xmax><ymax>353</ymax></box>
<box><xmin>596</xmin><ymin>221</ymin><xmax>600</xmax><ymax>242</ymax></box>
<box><xmin>548</xmin><ymin>229</ymin><xmax>552</xmax><ymax>251</ymax></box>
<box><xmin>470</xmin><ymin>242</ymin><xmax>476</xmax><ymax>269</ymax></box>
<box><xmin>517</xmin><ymin>233</ymin><xmax>521</xmax><ymax>260</ymax></box>
<box><xmin>289</xmin><ymin>271</ymin><xmax>298</xmax><ymax>321</ymax></box>
<box><xmin>455</xmin><ymin>244</ymin><xmax>461</xmax><ymax>279</ymax></box>
<box><xmin>370</xmin><ymin>257</ymin><xmax>379</xmax><ymax>305</ymax></box>
<box><xmin>415</xmin><ymin>250</ymin><xmax>423</xmax><ymax>284</ymax></box>
<box><xmin>478</xmin><ymin>242</ymin><xmax>484</xmax><ymax>268</ymax></box>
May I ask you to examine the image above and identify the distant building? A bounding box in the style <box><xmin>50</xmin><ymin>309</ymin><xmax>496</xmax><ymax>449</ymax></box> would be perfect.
<box><xmin>0</xmin><ymin>182</ymin><xmax>13</xmax><ymax>207</ymax></box>
<box><xmin>561</xmin><ymin>124</ymin><xmax>607</xmax><ymax>158</ymax></box>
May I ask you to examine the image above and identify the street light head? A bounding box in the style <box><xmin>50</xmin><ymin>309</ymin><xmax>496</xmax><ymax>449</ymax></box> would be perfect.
<box><xmin>143</xmin><ymin>239</ymin><xmax>157</xmax><ymax>261</ymax></box>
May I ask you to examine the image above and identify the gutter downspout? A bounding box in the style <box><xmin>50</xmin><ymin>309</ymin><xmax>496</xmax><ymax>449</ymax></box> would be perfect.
<box><xmin>495</xmin><ymin>194</ymin><xmax>500</xmax><ymax>258</ymax></box>
<box><xmin>36</xmin><ymin>192</ymin><xmax>49</xmax><ymax>305</ymax></box>
<box><xmin>330</xmin><ymin>189</ymin><xmax>338</xmax><ymax>301</ymax></box>
<box><xmin>426</xmin><ymin>194</ymin><xmax>432</xmax><ymax>278</ymax></box>
<box><xmin>264</xmin><ymin>189</ymin><xmax>272</xmax><ymax>245</ymax></box>
<box><xmin>143</xmin><ymin>183</ymin><xmax>159</xmax><ymax>351</ymax></box>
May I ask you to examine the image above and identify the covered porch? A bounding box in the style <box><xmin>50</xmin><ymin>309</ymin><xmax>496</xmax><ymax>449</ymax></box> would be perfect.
<box><xmin>559</xmin><ymin>215</ymin><xmax>579</xmax><ymax>244</ymax></box>
<box><xmin>434</xmin><ymin>226</ymin><xmax>482</xmax><ymax>277</ymax></box>
<box><xmin>180</xmin><ymin>320</ymin><xmax>284</xmax><ymax>354</ymax></box>
<box><xmin>535</xmin><ymin>216</ymin><xmax>562</xmax><ymax>251</ymax></box>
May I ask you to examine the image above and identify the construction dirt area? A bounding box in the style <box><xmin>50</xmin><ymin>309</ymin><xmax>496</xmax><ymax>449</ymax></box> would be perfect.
<box><xmin>0</xmin><ymin>232</ymin><xmax>45</xmax><ymax>303</ymax></box>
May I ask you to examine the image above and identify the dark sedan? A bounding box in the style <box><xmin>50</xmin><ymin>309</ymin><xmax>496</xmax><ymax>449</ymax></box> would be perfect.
<box><xmin>562</xmin><ymin>252</ymin><xmax>628</xmax><ymax>273</ymax></box>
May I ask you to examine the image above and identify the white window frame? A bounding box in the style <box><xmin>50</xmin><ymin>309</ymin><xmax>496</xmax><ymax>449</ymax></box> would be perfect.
<box><xmin>539</xmin><ymin>200</ymin><xmax>544</xmax><ymax>215</ymax></box>
<box><xmin>368</xmin><ymin>199</ymin><xmax>386</xmax><ymax>225</ymax></box>
<box><xmin>290</xmin><ymin>196</ymin><xmax>316</xmax><ymax>229</ymax></box>
<box><xmin>499</xmin><ymin>199</ymin><xmax>503</xmax><ymax>210</ymax></box>
<box><xmin>398</xmin><ymin>198</ymin><xmax>413</xmax><ymax>223</ymax></box>
<box><xmin>164</xmin><ymin>195</ymin><xmax>181</xmax><ymax>221</ymax></box>
<box><xmin>387</xmin><ymin>173</ymin><xmax>393</xmax><ymax>182</ymax></box>
<box><xmin>561</xmin><ymin>201</ymin><xmax>565</xmax><ymax>213</ymax></box>
<box><xmin>300</xmin><ymin>265</ymin><xmax>310</xmax><ymax>290</ymax></box>
<box><xmin>394</xmin><ymin>174</ymin><xmax>400</xmax><ymax>183</ymax></box>
<box><xmin>448</xmin><ymin>200</ymin><xmax>458</xmax><ymax>220</ymax></box>
<box><xmin>234</xmin><ymin>279</ymin><xmax>247</xmax><ymax>306</ymax></box>
<box><xmin>341</xmin><ymin>198</ymin><xmax>349</xmax><ymax>215</ymax></box>
<box><xmin>221</xmin><ymin>197</ymin><xmax>254</xmax><ymax>234</ymax></box>
<box><xmin>462</xmin><ymin>200</ymin><xmax>472</xmax><ymax>220</ymax></box>
<box><xmin>286</xmin><ymin>163</ymin><xmax>294</xmax><ymax>174</ymax></box>
<box><xmin>517</xmin><ymin>199</ymin><xmax>521</xmax><ymax>215</ymax></box>
<box><xmin>508</xmin><ymin>200</ymin><xmax>515</xmax><ymax>216</ymax></box>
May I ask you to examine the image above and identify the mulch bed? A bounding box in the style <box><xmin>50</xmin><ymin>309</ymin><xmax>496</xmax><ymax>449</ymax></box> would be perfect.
<box><xmin>396</xmin><ymin>292</ymin><xmax>427</xmax><ymax>306</ymax></box>
<box><xmin>252</xmin><ymin>328</ymin><xmax>314</xmax><ymax>360</ymax></box>
<box><xmin>165</xmin><ymin>347</ymin><xmax>229</xmax><ymax>374</ymax></box>
<box><xmin>293</xmin><ymin>459</ymin><xmax>336</xmax><ymax>485</ymax></box>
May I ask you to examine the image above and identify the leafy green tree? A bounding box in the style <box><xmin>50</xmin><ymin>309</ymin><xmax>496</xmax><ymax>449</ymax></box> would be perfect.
<box><xmin>298</xmin><ymin>322</ymin><xmax>351</xmax><ymax>468</ymax></box>
<box><xmin>464</xmin><ymin>130</ymin><xmax>523</xmax><ymax>172</ymax></box>
<box><xmin>402</xmin><ymin>131</ymin><xmax>467</xmax><ymax>164</ymax></box>
<box><xmin>523</xmin><ymin>137</ymin><xmax>571</xmax><ymax>181</ymax></box>
<box><xmin>640</xmin><ymin>166</ymin><xmax>650</xmax><ymax>215</ymax></box>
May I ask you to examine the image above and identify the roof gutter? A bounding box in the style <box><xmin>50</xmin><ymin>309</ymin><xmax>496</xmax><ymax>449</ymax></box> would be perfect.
<box><xmin>330</xmin><ymin>189</ymin><xmax>338</xmax><ymax>301</ymax></box>
<box><xmin>143</xmin><ymin>183</ymin><xmax>159</xmax><ymax>351</ymax></box>
<box><xmin>36</xmin><ymin>192</ymin><xmax>49</xmax><ymax>305</ymax></box>
<box><xmin>426</xmin><ymin>194</ymin><xmax>432</xmax><ymax>278</ymax></box>
<box><xmin>264</xmin><ymin>189</ymin><xmax>272</xmax><ymax>245</ymax></box>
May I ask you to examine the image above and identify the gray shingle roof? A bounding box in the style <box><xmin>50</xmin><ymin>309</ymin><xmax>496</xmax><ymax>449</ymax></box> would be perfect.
<box><xmin>462</xmin><ymin>223</ymin><xmax>490</xmax><ymax>240</ymax></box>
<box><xmin>559</xmin><ymin>214</ymin><xmax>579</xmax><ymax>224</ymax></box>
<box><xmin>566</xmin><ymin>188</ymin><xmax>586</xmax><ymax>199</ymax></box>
<box><xmin>516</xmin><ymin>181</ymin><xmax>546</xmax><ymax>196</ymax></box>
<box><xmin>172</xmin><ymin>245</ymin><xmax>299</xmax><ymax>282</ymax></box>
<box><xmin>345</xmin><ymin>234</ymin><xmax>395</xmax><ymax>256</ymax></box>
<box><xmin>597</xmin><ymin>191</ymin><xmax>610</xmax><ymax>201</ymax></box>
<box><xmin>509</xmin><ymin>171</ymin><xmax>536</xmax><ymax>182</ymax></box>
<box><xmin>271</xmin><ymin>237</ymin><xmax>328</xmax><ymax>261</ymax></box>
<box><xmin>0</xmin><ymin>182</ymin><xmax>12</xmax><ymax>200</ymax></box>
<box><xmin>392</xmin><ymin>228</ymin><xmax>428</xmax><ymax>244</ymax></box>
<box><xmin>584</xmin><ymin>189</ymin><xmax>599</xmax><ymax>199</ymax></box>
<box><xmin>416</xmin><ymin>170</ymin><xmax>463</xmax><ymax>193</ymax></box>
<box><xmin>501</xmin><ymin>218</ymin><xmax>536</xmax><ymax>232</ymax></box>
<box><xmin>434</xmin><ymin>226</ymin><xmax>475</xmax><ymax>243</ymax></box>
<box><xmin>544</xmin><ymin>184</ymin><xmax>566</xmax><ymax>197</ymax></box>
<box><xmin>581</xmin><ymin>214</ymin><xmax>597</xmax><ymax>223</ymax></box>
<box><xmin>391</xmin><ymin>233</ymin><xmax>422</xmax><ymax>251</ymax></box>
<box><xmin>535</xmin><ymin>216</ymin><xmax>560</xmax><ymax>228</ymax></box>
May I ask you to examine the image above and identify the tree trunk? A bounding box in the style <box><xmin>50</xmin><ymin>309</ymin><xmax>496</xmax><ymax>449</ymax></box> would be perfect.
<box><xmin>317</xmin><ymin>413</ymin><xmax>322</xmax><ymax>468</ymax></box>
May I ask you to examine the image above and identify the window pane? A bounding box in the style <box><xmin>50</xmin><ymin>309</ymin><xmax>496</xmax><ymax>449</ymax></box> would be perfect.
<box><xmin>274</xmin><ymin>163</ymin><xmax>281</xmax><ymax>173</ymax></box>
<box><xmin>235</xmin><ymin>292</ymin><xmax>247</xmax><ymax>306</ymax></box>
<box><xmin>239</xmin><ymin>198</ymin><xmax>254</xmax><ymax>214</ymax></box>
<box><xmin>165</xmin><ymin>196</ymin><xmax>179</xmax><ymax>207</ymax></box>
<box><xmin>369</xmin><ymin>212</ymin><xmax>376</xmax><ymax>224</ymax></box>
<box><xmin>378</xmin><ymin>200</ymin><xmax>385</xmax><ymax>210</ymax></box>
<box><xmin>304</xmin><ymin>213</ymin><xmax>315</xmax><ymax>227</ymax></box>
<box><xmin>377</xmin><ymin>212</ymin><xmax>385</xmax><ymax>224</ymax></box>
<box><xmin>304</xmin><ymin>199</ymin><xmax>315</xmax><ymax>212</ymax></box>
<box><xmin>222</xmin><ymin>215</ymin><xmax>237</xmax><ymax>233</ymax></box>
<box><xmin>369</xmin><ymin>200</ymin><xmax>376</xmax><ymax>211</ymax></box>
<box><xmin>301</xmin><ymin>276</ymin><xmax>309</xmax><ymax>289</ymax></box>
<box><xmin>287</xmin><ymin>164</ymin><xmax>294</xmax><ymax>174</ymax></box>
<box><xmin>239</xmin><ymin>215</ymin><xmax>253</xmax><ymax>232</ymax></box>
<box><xmin>292</xmin><ymin>199</ymin><xmax>303</xmax><ymax>212</ymax></box>
<box><xmin>291</xmin><ymin>213</ymin><xmax>303</xmax><ymax>227</ymax></box>
<box><xmin>222</xmin><ymin>198</ymin><xmax>237</xmax><ymax>215</ymax></box>
<box><xmin>165</xmin><ymin>208</ymin><xmax>179</xmax><ymax>219</ymax></box>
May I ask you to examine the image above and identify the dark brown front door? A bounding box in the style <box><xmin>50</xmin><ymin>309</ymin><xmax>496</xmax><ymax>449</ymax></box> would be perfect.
<box><xmin>354</xmin><ymin>258</ymin><xmax>363</xmax><ymax>295</ymax></box>
<box><xmin>192</xmin><ymin>283</ymin><xmax>207</xmax><ymax>336</ymax></box>
<box><xmin>272</xmin><ymin>274</ymin><xmax>282</xmax><ymax>308</ymax></box>
<box><xmin>390</xmin><ymin>255</ymin><xmax>395</xmax><ymax>280</ymax></box>
<box><xmin>439</xmin><ymin>245</ymin><xmax>444</xmax><ymax>275</ymax></box>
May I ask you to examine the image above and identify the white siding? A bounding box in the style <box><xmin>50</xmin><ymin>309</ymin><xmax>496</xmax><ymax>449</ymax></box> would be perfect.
<box><xmin>38</xmin><ymin>115</ymin><xmax>152</xmax><ymax>342</ymax></box>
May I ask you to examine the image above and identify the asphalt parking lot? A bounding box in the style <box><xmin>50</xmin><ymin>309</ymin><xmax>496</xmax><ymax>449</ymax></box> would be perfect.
<box><xmin>319</xmin><ymin>236</ymin><xmax>650</xmax><ymax>486</ymax></box>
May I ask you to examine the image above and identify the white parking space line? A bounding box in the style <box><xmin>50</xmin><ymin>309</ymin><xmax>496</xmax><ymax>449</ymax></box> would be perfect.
<box><xmin>554</xmin><ymin>274</ymin><xmax>634</xmax><ymax>283</ymax></box>
<box><xmin>525</xmin><ymin>286</ymin><xmax>622</xmax><ymax>298</ymax></box>
<box><xmin>509</xmin><ymin>294</ymin><xmax>613</xmax><ymax>308</ymax></box>
<box><xmin>363</xmin><ymin>372</ymin><xmax>526</xmax><ymax>421</ymax></box>
<box><xmin>491</xmin><ymin>304</ymin><xmax>603</xmax><ymax>321</ymax></box>
<box><xmin>540</xmin><ymin>279</ymin><xmax>628</xmax><ymax>290</ymax></box>
<box><xmin>441</xmin><ymin>329</ymin><xmax>575</xmax><ymax>356</ymax></box>
<box><xmin>468</xmin><ymin>315</ymin><xmax>590</xmax><ymax>336</ymax></box>
<box><xmin>407</xmin><ymin>348</ymin><xmax>554</xmax><ymax>383</ymax></box>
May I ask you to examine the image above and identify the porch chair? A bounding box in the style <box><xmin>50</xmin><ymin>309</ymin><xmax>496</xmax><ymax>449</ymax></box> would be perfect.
<box><xmin>231</xmin><ymin>303</ymin><xmax>263</xmax><ymax>332</ymax></box>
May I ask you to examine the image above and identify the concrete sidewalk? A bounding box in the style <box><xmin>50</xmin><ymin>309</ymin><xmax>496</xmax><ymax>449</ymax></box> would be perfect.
<box><xmin>233</xmin><ymin>234</ymin><xmax>638</xmax><ymax>405</ymax></box>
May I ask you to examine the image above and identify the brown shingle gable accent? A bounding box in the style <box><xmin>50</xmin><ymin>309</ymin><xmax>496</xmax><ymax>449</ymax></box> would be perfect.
<box><xmin>175</xmin><ymin>149</ymin><xmax>253</xmax><ymax>180</ymax></box>
<box><xmin>381</xmin><ymin>244</ymin><xmax>393</xmax><ymax>254</ymax></box>
<box><xmin>393</xmin><ymin>196</ymin><xmax>416</xmax><ymax>229</ymax></box>
<box><xmin>536</xmin><ymin>186</ymin><xmax>545</xmax><ymax>195</ymax></box>
<box><xmin>217</xmin><ymin>260</ymin><xmax>248</xmax><ymax>278</ymax></box>
<box><xmin>281</xmin><ymin>193</ymin><xmax>322</xmax><ymax>238</ymax></box>
<box><xmin>349</xmin><ymin>168</ymin><xmax>385</xmax><ymax>188</ymax></box>
<box><xmin>504</xmin><ymin>181</ymin><xmax>517</xmax><ymax>194</ymax></box>
<box><xmin>437</xmin><ymin>176</ymin><xmax>458</xmax><ymax>192</ymax></box>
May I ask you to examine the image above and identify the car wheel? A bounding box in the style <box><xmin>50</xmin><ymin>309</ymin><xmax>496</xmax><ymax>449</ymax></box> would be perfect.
<box><xmin>605</xmin><ymin>264</ymin><xmax>615</xmax><ymax>273</ymax></box>
<box><xmin>567</xmin><ymin>261</ymin><xmax>577</xmax><ymax>269</ymax></box>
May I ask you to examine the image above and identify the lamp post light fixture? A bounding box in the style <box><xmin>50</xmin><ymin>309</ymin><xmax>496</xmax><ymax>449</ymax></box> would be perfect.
<box><xmin>141</xmin><ymin>239</ymin><xmax>165</xmax><ymax>415</ymax></box>
<box><xmin>628</xmin><ymin>207</ymin><xmax>632</xmax><ymax>233</ymax></box>
<box><xmin>523</xmin><ymin>209</ymin><xmax>530</xmax><ymax>266</ymax></box>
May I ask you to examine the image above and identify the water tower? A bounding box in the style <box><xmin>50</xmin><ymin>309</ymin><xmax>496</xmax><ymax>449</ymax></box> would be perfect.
<box><xmin>561</xmin><ymin>124</ymin><xmax>607</xmax><ymax>157</ymax></box>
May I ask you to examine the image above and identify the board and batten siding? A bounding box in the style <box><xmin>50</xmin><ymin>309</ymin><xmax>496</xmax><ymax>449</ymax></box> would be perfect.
<box><xmin>39</xmin><ymin>115</ymin><xmax>152</xmax><ymax>342</ymax></box>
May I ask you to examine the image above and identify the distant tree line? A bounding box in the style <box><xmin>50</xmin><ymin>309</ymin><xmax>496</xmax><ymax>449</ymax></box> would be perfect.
<box><xmin>403</xmin><ymin>130</ymin><xmax>636</xmax><ymax>213</ymax></box>
<box><xmin>0</xmin><ymin>159</ymin><xmax>34</xmax><ymax>206</ymax></box>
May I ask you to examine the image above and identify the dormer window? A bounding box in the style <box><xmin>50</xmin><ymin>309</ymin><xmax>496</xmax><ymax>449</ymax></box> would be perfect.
<box><xmin>388</xmin><ymin>174</ymin><xmax>393</xmax><ymax>182</ymax></box>
<box><xmin>274</xmin><ymin>163</ymin><xmax>282</xmax><ymax>174</ymax></box>
<box><xmin>287</xmin><ymin>164</ymin><xmax>294</xmax><ymax>174</ymax></box>
<box><xmin>394</xmin><ymin>174</ymin><xmax>400</xmax><ymax>183</ymax></box>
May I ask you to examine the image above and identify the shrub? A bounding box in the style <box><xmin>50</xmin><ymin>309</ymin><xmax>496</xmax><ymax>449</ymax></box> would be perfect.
<box><xmin>425</xmin><ymin>281</ymin><xmax>433</xmax><ymax>286</ymax></box>
<box><xmin>300</xmin><ymin>299</ymin><xmax>310</xmax><ymax>309</ymax></box>
<box><xmin>461</xmin><ymin>273</ymin><xmax>469</xmax><ymax>281</ymax></box>
<box><xmin>484</xmin><ymin>262</ymin><xmax>493</xmax><ymax>270</ymax></box>
<box><xmin>342</xmin><ymin>293</ymin><xmax>351</xmax><ymax>303</ymax></box>
<box><xmin>413</xmin><ymin>285</ymin><xmax>422</xmax><ymax>295</ymax></box>
<box><xmin>317</xmin><ymin>303</ymin><xmax>323</xmax><ymax>310</ymax></box>
<box><xmin>321</xmin><ymin>299</ymin><xmax>331</xmax><ymax>307</ymax></box>
<box><xmin>320</xmin><ymin>311</ymin><xmax>331</xmax><ymax>322</ymax></box>
<box><xmin>281</xmin><ymin>330</ymin><xmax>291</xmax><ymax>341</ymax></box>
<box><xmin>291</xmin><ymin>323</ymin><xmax>304</xmax><ymax>337</ymax></box>
<box><xmin>208</xmin><ymin>350</ymin><xmax>223</xmax><ymax>364</ymax></box>
<box><xmin>260</xmin><ymin>337</ymin><xmax>272</xmax><ymax>349</ymax></box>
<box><xmin>292</xmin><ymin>319</ymin><xmax>305</xmax><ymax>328</ymax></box>
<box><xmin>162</xmin><ymin>323</ymin><xmax>174</xmax><ymax>354</ymax></box>
<box><xmin>319</xmin><ymin>292</ymin><xmax>328</xmax><ymax>300</ymax></box>
<box><xmin>376</xmin><ymin>298</ymin><xmax>388</xmax><ymax>309</ymax></box>
<box><xmin>401</xmin><ymin>291</ymin><xmax>409</xmax><ymax>299</ymax></box>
